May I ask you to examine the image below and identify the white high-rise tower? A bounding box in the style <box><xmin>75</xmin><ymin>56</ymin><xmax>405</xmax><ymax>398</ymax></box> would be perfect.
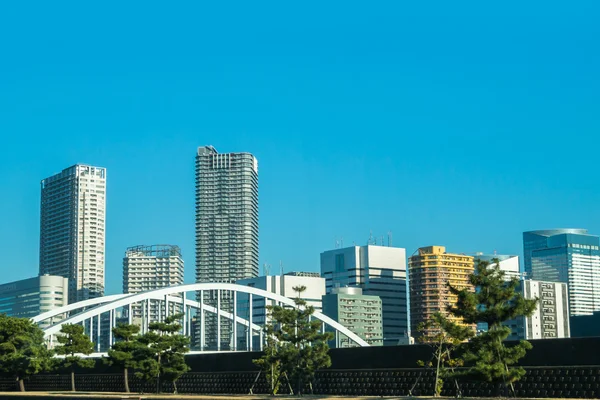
<box><xmin>39</xmin><ymin>164</ymin><xmax>106</xmax><ymax>303</ymax></box>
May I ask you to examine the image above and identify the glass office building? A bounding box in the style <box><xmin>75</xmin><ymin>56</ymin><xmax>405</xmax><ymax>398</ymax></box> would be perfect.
<box><xmin>523</xmin><ymin>229</ymin><xmax>600</xmax><ymax>316</ymax></box>
<box><xmin>0</xmin><ymin>275</ymin><xmax>68</xmax><ymax>320</ymax></box>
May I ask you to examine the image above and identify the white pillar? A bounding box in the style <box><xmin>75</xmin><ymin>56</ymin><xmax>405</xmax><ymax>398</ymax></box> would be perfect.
<box><xmin>182</xmin><ymin>293</ymin><xmax>187</xmax><ymax>335</ymax></box>
<box><xmin>200</xmin><ymin>290</ymin><xmax>205</xmax><ymax>351</ymax></box>
<box><xmin>249</xmin><ymin>294</ymin><xmax>253</xmax><ymax>351</ymax></box>
<box><xmin>217</xmin><ymin>290</ymin><xmax>221</xmax><ymax>351</ymax></box>
<box><xmin>260</xmin><ymin>329</ymin><xmax>264</xmax><ymax>351</ymax></box>
<box><xmin>165</xmin><ymin>295</ymin><xmax>169</xmax><ymax>319</ymax></box>
<box><xmin>109</xmin><ymin>310</ymin><xmax>114</xmax><ymax>346</ymax></box>
<box><xmin>128</xmin><ymin>304</ymin><xmax>132</xmax><ymax>325</ymax></box>
<box><xmin>96</xmin><ymin>315</ymin><xmax>101</xmax><ymax>352</ymax></box>
<box><xmin>233</xmin><ymin>291</ymin><xmax>237</xmax><ymax>351</ymax></box>
<box><xmin>146</xmin><ymin>299</ymin><xmax>151</xmax><ymax>332</ymax></box>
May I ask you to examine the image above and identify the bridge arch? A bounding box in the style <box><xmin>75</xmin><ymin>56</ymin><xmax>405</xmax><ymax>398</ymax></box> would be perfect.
<box><xmin>36</xmin><ymin>283</ymin><xmax>370</xmax><ymax>352</ymax></box>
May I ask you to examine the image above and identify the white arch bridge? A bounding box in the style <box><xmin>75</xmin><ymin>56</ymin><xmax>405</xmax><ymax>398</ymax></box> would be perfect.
<box><xmin>32</xmin><ymin>283</ymin><xmax>369</xmax><ymax>354</ymax></box>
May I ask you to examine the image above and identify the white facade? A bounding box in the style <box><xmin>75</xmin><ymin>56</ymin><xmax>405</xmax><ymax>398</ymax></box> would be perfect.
<box><xmin>236</xmin><ymin>272</ymin><xmax>325</xmax><ymax>322</ymax></box>
<box><xmin>506</xmin><ymin>280</ymin><xmax>570</xmax><ymax>340</ymax></box>
<box><xmin>320</xmin><ymin>245</ymin><xmax>408</xmax><ymax>345</ymax></box>
<box><xmin>0</xmin><ymin>275</ymin><xmax>68</xmax><ymax>321</ymax></box>
<box><xmin>40</xmin><ymin>164</ymin><xmax>106</xmax><ymax>303</ymax></box>
<box><xmin>236</xmin><ymin>272</ymin><xmax>325</xmax><ymax>350</ymax></box>
<box><xmin>123</xmin><ymin>245</ymin><xmax>184</xmax><ymax>322</ymax></box>
<box><xmin>475</xmin><ymin>254</ymin><xmax>521</xmax><ymax>280</ymax></box>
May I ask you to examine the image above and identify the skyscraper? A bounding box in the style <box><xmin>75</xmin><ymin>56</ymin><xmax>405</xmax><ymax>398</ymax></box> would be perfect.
<box><xmin>523</xmin><ymin>229</ymin><xmax>600</xmax><ymax>316</ymax></box>
<box><xmin>320</xmin><ymin>245</ymin><xmax>408</xmax><ymax>345</ymax></box>
<box><xmin>195</xmin><ymin>146</ymin><xmax>259</xmax><ymax>349</ymax></box>
<box><xmin>123</xmin><ymin>245</ymin><xmax>184</xmax><ymax>324</ymax></box>
<box><xmin>40</xmin><ymin>164</ymin><xmax>106</xmax><ymax>304</ymax></box>
<box><xmin>409</xmin><ymin>246</ymin><xmax>475</xmax><ymax>339</ymax></box>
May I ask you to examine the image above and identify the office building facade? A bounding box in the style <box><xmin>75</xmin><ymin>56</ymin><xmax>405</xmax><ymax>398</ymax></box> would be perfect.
<box><xmin>523</xmin><ymin>229</ymin><xmax>600</xmax><ymax>316</ymax></box>
<box><xmin>320</xmin><ymin>245</ymin><xmax>408</xmax><ymax>345</ymax></box>
<box><xmin>123</xmin><ymin>245</ymin><xmax>184</xmax><ymax>323</ymax></box>
<box><xmin>195</xmin><ymin>146</ymin><xmax>259</xmax><ymax>349</ymax></box>
<box><xmin>322</xmin><ymin>286</ymin><xmax>383</xmax><ymax>348</ymax></box>
<box><xmin>506</xmin><ymin>280</ymin><xmax>570</xmax><ymax>340</ymax></box>
<box><xmin>0</xmin><ymin>275</ymin><xmax>68</xmax><ymax>320</ymax></box>
<box><xmin>236</xmin><ymin>272</ymin><xmax>325</xmax><ymax>350</ymax></box>
<box><xmin>409</xmin><ymin>246</ymin><xmax>475</xmax><ymax>338</ymax></box>
<box><xmin>39</xmin><ymin>164</ymin><xmax>106</xmax><ymax>303</ymax></box>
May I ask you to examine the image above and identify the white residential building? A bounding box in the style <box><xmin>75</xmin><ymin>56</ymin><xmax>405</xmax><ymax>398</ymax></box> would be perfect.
<box><xmin>123</xmin><ymin>245</ymin><xmax>184</xmax><ymax>324</ymax></box>
<box><xmin>506</xmin><ymin>280</ymin><xmax>570</xmax><ymax>340</ymax></box>
<box><xmin>39</xmin><ymin>164</ymin><xmax>106</xmax><ymax>303</ymax></box>
<box><xmin>321</xmin><ymin>245</ymin><xmax>408</xmax><ymax>345</ymax></box>
<box><xmin>195</xmin><ymin>146</ymin><xmax>259</xmax><ymax>350</ymax></box>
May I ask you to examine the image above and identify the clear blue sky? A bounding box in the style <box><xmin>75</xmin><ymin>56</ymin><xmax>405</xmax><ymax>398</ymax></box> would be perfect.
<box><xmin>1</xmin><ymin>2</ymin><xmax>599</xmax><ymax>295</ymax></box>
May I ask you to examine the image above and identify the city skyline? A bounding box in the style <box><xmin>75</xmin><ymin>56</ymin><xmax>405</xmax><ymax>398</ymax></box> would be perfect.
<box><xmin>4</xmin><ymin>149</ymin><xmax>600</xmax><ymax>295</ymax></box>
<box><xmin>2</xmin><ymin>3</ymin><xmax>600</xmax><ymax>295</ymax></box>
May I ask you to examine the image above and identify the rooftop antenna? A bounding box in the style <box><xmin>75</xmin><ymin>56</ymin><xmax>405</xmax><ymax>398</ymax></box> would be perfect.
<box><xmin>380</xmin><ymin>235</ymin><xmax>384</xmax><ymax>246</ymax></box>
<box><xmin>263</xmin><ymin>263</ymin><xmax>271</xmax><ymax>276</ymax></box>
<box><xmin>388</xmin><ymin>231</ymin><xmax>393</xmax><ymax>247</ymax></box>
<box><xmin>368</xmin><ymin>230</ymin><xmax>374</xmax><ymax>245</ymax></box>
<box><xmin>280</xmin><ymin>260</ymin><xmax>284</xmax><ymax>276</ymax></box>
<box><xmin>341</xmin><ymin>237</ymin><xmax>344</xmax><ymax>248</ymax></box>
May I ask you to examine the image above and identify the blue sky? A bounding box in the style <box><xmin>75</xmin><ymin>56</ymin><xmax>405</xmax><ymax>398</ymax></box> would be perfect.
<box><xmin>1</xmin><ymin>2</ymin><xmax>599</xmax><ymax>295</ymax></box>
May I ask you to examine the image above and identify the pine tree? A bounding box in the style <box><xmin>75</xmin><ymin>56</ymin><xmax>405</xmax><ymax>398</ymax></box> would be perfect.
<box><xmin>416</xmin><ymin>312</ymin><xmax>474</xmax><ymax>397</ymax></box>
<box><xmin>0</xmin><ymin>315</ymin><xmax>54</xmax><ymax>392</ymax></box>
<box><xmin>105</xmin><ymin>323</ymin><xmax>141</xmax><ymax>393</ymax></box>
<box><xmin>134</xmin><ymin>313</ymin><xmax>190</xmax><ymax>394</ymax></box>
<box><xmin>253</xmin><ymin>286</ymin><xmax>333</xmax><ymax>395</ymax></box>
<box><xmin>447</xmin><ymin>258</ymin><xmax>538</xmax><ymax>396</ymax></box>
<box><xmin>54</xmin><ymin>323</ymin><xmax>95</xmax><ymax>392</ymax></box>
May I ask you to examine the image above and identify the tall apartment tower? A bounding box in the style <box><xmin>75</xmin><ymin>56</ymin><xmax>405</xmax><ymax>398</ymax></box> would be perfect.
<box><xmin>195</xmin><ymin>146</ymin><xmax>259</xmax><ymax>349</ymax></box>
<box><xmin>320</xmin><ymin>245</ymin><xmax>408</xmax><ymax>346</ymax></box>
<box><xmin>409</xmin><ymin>246</ymin><xmax>475</xmax><ymax>339</ymax></box>
<box><xmin>523</xmin><ymin>229</ymin><xmax>600</xmax><ymax>316</ymax></box>
<box><xmin>40</xmin><ymin>164</ymin><xmax>106</xmax><ymax>304</ymax></box>
<box><xmin>123</xmin><ymin>245</ymin><xmax>184</xmax><ymax>324</ymax></box>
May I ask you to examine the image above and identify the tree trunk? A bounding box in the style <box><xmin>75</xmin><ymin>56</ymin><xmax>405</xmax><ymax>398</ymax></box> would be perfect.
<box><xmin>124</xmin><ymin>367</ymin><xmax>130</xmax><ymax>393</ymax></box>
<box><xmin>71</xmin><ymin>370</ymin><xmax>76</xmax><ymax>392</ymax></box>
<box><xmin>173</xmin><ymin>380</ymin><xmax>178</xmax><ymax>394</ymax></box>
<box><xmin>156</xmin><ymin>354</ymin><xmax>161</xmax><ymax>394</ymax></box>
<box><xmin>18</xmin><ymin>378</ymin><xmax>25</xmax><ymax>392</ymax></box>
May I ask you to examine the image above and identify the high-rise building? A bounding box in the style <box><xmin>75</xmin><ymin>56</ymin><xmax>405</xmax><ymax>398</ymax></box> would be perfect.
<box><xmin>236</xmin><ymin>272</ymin><xmax>325</xmax><ymax>350</ymax></box>
<box><xmin>409</xmin><ymin>246</ymin><xmax>475</xmax><ymax>338</ymax></box>
<box><xmin>505</xmin><ymin>280</ymin><xmax>570</xmax><ymax>340</ymax></box>
<box><xmin>475</xmin><ymin>253</ymin><xmax>521</xmax><ymax>280</ymax></box>
<box><xmin>0</xmin><ymin>275</ymin><xmax>68</xmax><ymax>322</ymax></box>
<box><xmin>39</xmin><ymin>164</ymin><xmax>106</xmax><ymax>303</ymax></box>
<box><xmin>195</xmin><ymin>146</ymin><xmax>259</xmax><ymax>349</ymax></box>
<box><xmin>123</xmin><ymin>245</ymin><xmax>184</xmax><ymax>324</ymax></box>
<box><xmin>523</xmin><ymin>229</ymin><xmax>600</xmax><ymax>316</ymax></box>
<box><xmin>322</xmin><ymin>286</ymin><xmax>383</xmax><ymax>348</ymax></box>
<box><xmin>320</xmin><ymin>245</ymin><xmax>408</xmax><ymax>345</ymax></box>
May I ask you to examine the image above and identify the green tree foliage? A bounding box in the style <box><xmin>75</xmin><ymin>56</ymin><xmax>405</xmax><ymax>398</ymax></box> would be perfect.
<box><xmin>105</xmin><ymin>323</ymin><xmax>141</xmax><ymax>393</ymax></box>
<box><xmin>0</xmin><ymin>315</ymin><xmax>54</xmax><ymax>392</ymax></box>
<box><xmin>54</xmin><ymin>323</ymin><xmax>95</xmax><ymax>392</ymax></box>
<box><xmin>447</xmin><ymin>258</ymin><xmax>539</xmax><ymax>396</ymax></box>
<box><xmin>415</xmin><ymin>312</ymin><xmax>474</xmax><ymax>397</ymax></box>
<box><xmin>253</xmin><ymin>286</ymin><xmax>334</xmax><ymax>395</ymax></box>
<box><xmin>134</xmin><ymin>313</ymin><xmax>190</xmax><ymax>394</ymax></box>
